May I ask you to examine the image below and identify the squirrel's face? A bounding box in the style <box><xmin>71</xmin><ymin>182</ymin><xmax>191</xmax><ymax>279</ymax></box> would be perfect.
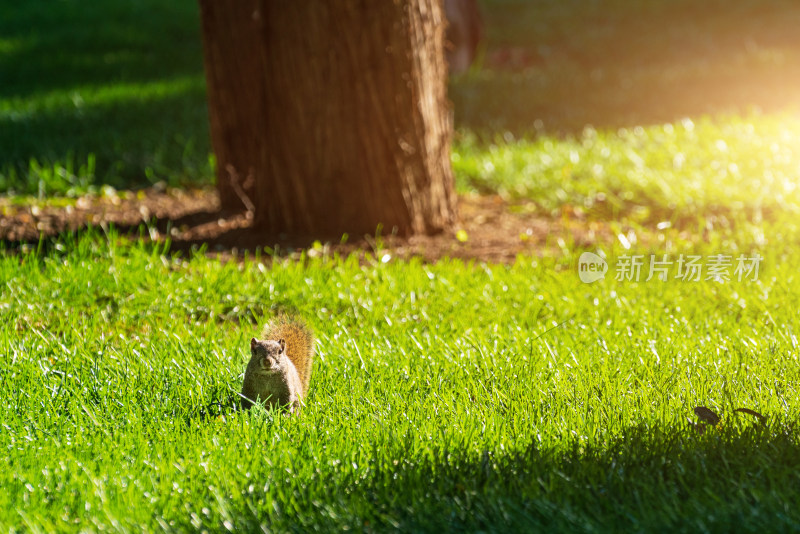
<box><xmin>250</xmin><ymin>338</ymin><xmax>286</xmax><ymax>374</ymax></box>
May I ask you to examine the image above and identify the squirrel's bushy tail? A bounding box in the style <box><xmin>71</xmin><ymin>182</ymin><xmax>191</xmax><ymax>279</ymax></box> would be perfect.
<box><xmin>263</xmin><ymin>315</ymin><xmax>314</xmax><ymax>396</ymax></box>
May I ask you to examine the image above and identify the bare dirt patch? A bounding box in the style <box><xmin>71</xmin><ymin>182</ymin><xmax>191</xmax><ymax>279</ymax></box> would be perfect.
<box><xmin>0</xmin><ymin>187</ymin><xmax>620</xmax><ymax>262</ymax></box>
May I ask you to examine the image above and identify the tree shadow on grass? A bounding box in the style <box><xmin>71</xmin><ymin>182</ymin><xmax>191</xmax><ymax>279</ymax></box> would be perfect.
<box><xmin>0</xmin><ymin>82</ymin><xmax>211</xmax><ymax>192</ymax></box>
<box><xmin>0</xmin><ymin>0</ymin><xmax>203</xmax><ymax>100</ymax></box>
<box><xmin>355</xmin><ymin>422</ymin><xmax>799</xmax><ymax>532</ymax></box>
<box><xmin>0</xmin><ymin>0</ymin><xmax>210</xmax><ymax>193</ymax></box>
<box><xmin>202</xmin><ymin>419</ymin><xmax>800</xmax><ymax>532</ymax></box>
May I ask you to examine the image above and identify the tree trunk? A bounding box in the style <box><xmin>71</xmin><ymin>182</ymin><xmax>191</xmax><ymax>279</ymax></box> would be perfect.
<box><xmin>199</xmin><ymin>0</ymin><xmax>457</xmax><ymax>238</ymax></box>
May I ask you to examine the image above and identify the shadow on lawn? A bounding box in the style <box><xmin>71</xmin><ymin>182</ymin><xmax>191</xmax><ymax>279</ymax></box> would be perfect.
<box><xmin>0</xmin><ymin>0</ymin><xmax>210</xmax><ymax>192</ymax></box>
<box><xmin>283</xmin><ymin>420</ymin><xmax>799</xmax><ymax>532</ymax></box>
<box><xmin>0</xmin><ymin>86</ymin><xmax>211</xmax><ymax>187</ymax></box>
<box><xmin>0</xmin><ymin>0</ymin><xmax>202</xmax><ymax>99</ymax></box>
<box><xmin>159</xmin><ymin>418</ymin><xmax>800</xmax><ymax>532</ymax></box>
<box><xmin>356</xmin><ymin>422</ymin><xmax>799</xmax><ymax>532</ymax></box>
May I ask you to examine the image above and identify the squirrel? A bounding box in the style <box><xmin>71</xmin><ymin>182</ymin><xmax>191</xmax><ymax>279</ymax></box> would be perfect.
<box><xmin>240</xmin><ymin>316</ymin><xmax>314</xmax><ymax>413</ymax></box>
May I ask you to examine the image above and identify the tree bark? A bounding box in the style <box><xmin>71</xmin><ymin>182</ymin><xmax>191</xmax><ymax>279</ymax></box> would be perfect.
<box><xmin>199</xmin><ymin>0</ymin><xmax>456</xmax><ymax>238</ymax></box>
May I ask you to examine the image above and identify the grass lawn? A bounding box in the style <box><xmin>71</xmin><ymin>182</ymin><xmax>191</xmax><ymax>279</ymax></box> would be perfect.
<box><xmin>0</xmin><ymin>0</ymin><xmax>211</xmax><ymax>195</ymax></box>
<box><xmin>2</xmin><ymin>233</ymin><xmax>800</xmax><ymax>532</ymax></box>
<box><xmin>4</xmin><ymin>0</ymin><xmax>800</xmax><ymax>532</ymax></box>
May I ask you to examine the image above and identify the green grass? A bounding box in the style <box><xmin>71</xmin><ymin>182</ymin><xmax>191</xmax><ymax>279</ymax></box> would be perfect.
<box><xmin>447</xmin><ymin>0</ymin><xmax>800</xmax><ymax>232</ymax></box>
<box><xmin>2</xmin><ymin>232</ymin><xmax>800</xmax><ymax>531</ymax></box>
<box><xmin>453</xmin><ymin>113</ymin><xmax>800</xmax><ymax>226</ymax></box>
<box><xmin>5</xmin><ymin>0</ymin><xmax>800</xmax><ymax>530</ymax></box>
<box><xmin>0</xmin><ymin>0</ymin><xmax>212</xmax><ymax>195</ymax></box>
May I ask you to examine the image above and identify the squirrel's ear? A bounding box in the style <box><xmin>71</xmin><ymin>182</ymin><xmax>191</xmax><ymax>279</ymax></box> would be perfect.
<box><xmin>250</xmin><ymin>338</ymin><xmax>258</xmax><ymax>351</ymax></box>
<box><xmin>279</xmin><ymin>339</ymin><xmax>286</xmax><ymax>353</ymax></box>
